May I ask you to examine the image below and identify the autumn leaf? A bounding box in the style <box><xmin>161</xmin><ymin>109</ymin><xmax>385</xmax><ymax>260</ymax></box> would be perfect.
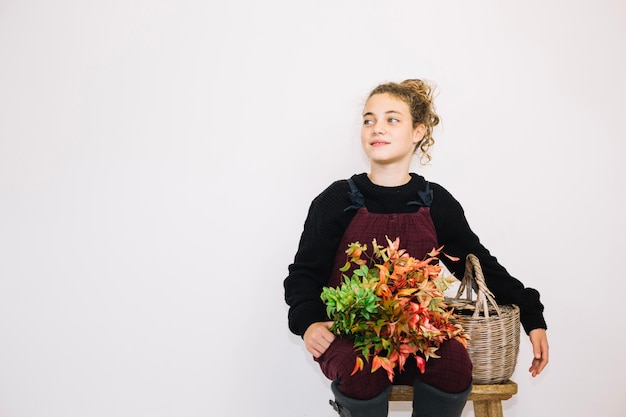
<box><xmin>443</xmin><ymin>252</ymin><xmax>460</xmax><ymax>262</ymax></box>
<box><xmin>415</xmin><ymin>355</ymin><xmax>426</xmax><ymax>374</ymax></box>
<box><xmin>396</xmin><ymin>288</ymin><xmax>418</xmax><ymax>297</ymax></box>
<box><xmin>372</xmin><ymin>355</ymin><xmax>396</xmax><ymax>382</ymax></box>
<box><xmin>351</xmin><ymin>356</ymin><xmax>364</xmax><ymax>376</ymax></box>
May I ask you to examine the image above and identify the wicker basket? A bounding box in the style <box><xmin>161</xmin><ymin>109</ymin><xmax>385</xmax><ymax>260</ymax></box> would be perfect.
<box><xmin>445</xmin><ymin>254</ymin><xmax>521</xmax><ymax>384</ymax></box>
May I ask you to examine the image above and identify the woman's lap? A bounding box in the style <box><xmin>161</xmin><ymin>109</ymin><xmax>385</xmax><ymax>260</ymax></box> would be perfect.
<box><xmin>315</xmin><ymin>337</ymin><xmax>472</xmax><ymax>400</ymax></box>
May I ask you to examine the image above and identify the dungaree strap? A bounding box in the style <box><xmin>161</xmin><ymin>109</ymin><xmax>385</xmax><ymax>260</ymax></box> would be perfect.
<box><xmin>344</xmin><ymin>178</ymin><xmax>365</xmax><ymax>211</ymax></box>
<box><xmin>407</xmin><ymin>181</ymin><xmax>433</xmax><ymax>207</ymax></box>
<box><xmin>344</xmin><ymin>177</ymin><xmax>433</xmax><ymax>211</ymax></box>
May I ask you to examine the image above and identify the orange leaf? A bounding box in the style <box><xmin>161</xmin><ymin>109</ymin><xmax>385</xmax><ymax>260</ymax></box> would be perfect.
<box><xmin>371</xmin><ymin>355</ymin><xmax>382</xmax><ymax>373</ymax></box>
<box><xmin>351</xmin><ymin>357</ymin><xmax>364</xmax><ymax>376</ymax></box>
<box><xmin>372</xmin><ymin>355</ymin><xmax>396</xmax><ymax>382</ymax></box>
<box><xmin>443</xmin><ymin>252</ymin><xmax>460</xmax><ymax>262</ymax></box>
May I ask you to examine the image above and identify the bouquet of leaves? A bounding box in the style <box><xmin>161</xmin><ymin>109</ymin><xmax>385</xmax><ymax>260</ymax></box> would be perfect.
<box><xmin>321</xmin><ymin>237</ymin><xmax>469</xmax><ymax>382</ymax></box>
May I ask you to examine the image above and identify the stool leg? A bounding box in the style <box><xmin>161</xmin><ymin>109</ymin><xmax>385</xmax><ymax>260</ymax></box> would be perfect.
<box><xmin>472</xmin><ymin>400</ymin><xmax>503</xmax><ymax>417</ymax></box>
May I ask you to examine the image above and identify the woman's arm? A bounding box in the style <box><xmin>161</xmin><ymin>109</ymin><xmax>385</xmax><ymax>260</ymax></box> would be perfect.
<box><xmin>430</xmin><ymin>183</ymin><xmax>547</xmax><ymax>334</ymax></box>
<box><xmin>283</xmin><ymin>181</ymin><xmax>354</xmax><ymax>336</ymax></box>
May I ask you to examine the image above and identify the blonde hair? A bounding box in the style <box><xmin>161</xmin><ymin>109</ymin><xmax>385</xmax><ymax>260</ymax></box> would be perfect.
<box><xmin>368</xmin><ymin>79</ymin><xmax>440</xmax><ymax>164</ymax></box>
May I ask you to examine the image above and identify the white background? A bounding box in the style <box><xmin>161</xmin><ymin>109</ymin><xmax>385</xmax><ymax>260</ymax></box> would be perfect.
<box><xmin>1</xmin><ymin>1</ymin><xmax>625</xmax><ymax>416</ymax></box>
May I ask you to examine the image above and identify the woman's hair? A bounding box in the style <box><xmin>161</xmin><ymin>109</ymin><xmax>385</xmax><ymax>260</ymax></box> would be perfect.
<box><xmin>368</xmin><ymin>79</ymin><xmax>440</xmax><ymax>164</ymax></box>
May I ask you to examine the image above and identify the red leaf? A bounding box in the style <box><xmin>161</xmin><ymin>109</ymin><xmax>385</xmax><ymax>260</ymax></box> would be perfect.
<box><xmin>415</xmin><ymin>355</ymin><xmax>426</xmax><ymax>374</ymax></box>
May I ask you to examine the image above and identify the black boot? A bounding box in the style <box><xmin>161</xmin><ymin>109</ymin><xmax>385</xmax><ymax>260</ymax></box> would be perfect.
<box><xmin>412</xmin><ymin>379</ymin><xmax>472</xmax><ymax>417</ymax></box>
<box><xmin>329</xmin><ymin>380</ymin><xmax>391</xmax><ymax>417</ymax></box>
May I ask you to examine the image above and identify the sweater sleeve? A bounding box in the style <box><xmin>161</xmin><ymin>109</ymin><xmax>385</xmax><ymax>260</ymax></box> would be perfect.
<box><xmin>430</xmin><ymin>183</ymin><xmax>547</xmax><ymax>334</ymax></box>
<box><xmin>283</xmin><ymin>181</ymin><xmax>354</xmax><ymax>336</ymax></box>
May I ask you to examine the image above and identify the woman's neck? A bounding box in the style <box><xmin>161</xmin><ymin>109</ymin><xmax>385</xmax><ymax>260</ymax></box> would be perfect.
<box><xmin>367</xmin><ymin>165</ymin><xmax>412</xmax><ymax>187</ymax></box>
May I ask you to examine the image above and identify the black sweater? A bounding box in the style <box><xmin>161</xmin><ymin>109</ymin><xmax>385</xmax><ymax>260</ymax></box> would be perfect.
<box><xmin>284</xmin><ymin>173</ymin><xmax>546</xmax><ymax>337</ymax></box>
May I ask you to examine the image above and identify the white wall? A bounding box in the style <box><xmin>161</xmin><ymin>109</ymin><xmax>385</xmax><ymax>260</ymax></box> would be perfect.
<box><xmin>1</xmin><ymin>1</ymin><xmax>625</xmax><ymax>416</ymax></box>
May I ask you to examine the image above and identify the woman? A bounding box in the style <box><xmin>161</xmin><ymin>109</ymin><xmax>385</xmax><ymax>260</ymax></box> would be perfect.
<box><xmin>283</xmin><ymin>79</ymin><xmax>549</xmax><ymax>417</ymax></box>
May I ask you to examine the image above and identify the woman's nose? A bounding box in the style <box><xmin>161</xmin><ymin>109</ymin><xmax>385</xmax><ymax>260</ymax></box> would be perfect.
<box><xmin>373</xmin><ymin>121</ymin><xmax>385</xmax><ymax>134</ymax></box>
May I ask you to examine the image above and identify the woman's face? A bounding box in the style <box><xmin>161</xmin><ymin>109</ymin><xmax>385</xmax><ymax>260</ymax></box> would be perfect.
<box><xmin>361</xmin><ymin>93</ymin><xmax>424</xmax><ymax>168</ymax></box>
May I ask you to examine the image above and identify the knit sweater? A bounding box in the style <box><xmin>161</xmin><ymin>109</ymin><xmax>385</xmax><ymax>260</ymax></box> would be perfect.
<box><xmin>284</xmin><ymin>173</ymin><xmax>547</xmax><ymax>337</ymax></box>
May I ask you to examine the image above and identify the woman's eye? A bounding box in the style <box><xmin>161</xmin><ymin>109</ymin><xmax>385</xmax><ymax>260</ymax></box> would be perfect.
<box><xmin>388</xmin><ymin>118</ymin><xmax>399</xmax><ymax>123</ymax></box>
<box><xmin>363</xmin><ymin>119</ymin><xmax>374</xmax><ymax>125</ymax></box>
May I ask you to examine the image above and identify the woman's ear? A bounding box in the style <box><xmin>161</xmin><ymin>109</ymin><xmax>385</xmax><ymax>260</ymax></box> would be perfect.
<box><xmin>413</xmin><ymin>124</ymin><xmax>426</xmax><ymax>145</ymax></box>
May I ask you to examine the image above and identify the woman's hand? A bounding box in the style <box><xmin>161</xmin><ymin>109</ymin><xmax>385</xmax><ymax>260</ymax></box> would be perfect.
<box><xmin>528</xmin><ymin>328</ymin><xmax>549</xmax><ymax>377</ymax></box>
<box><xmin>303</xmin><ymin>321</ymin><xmax>336</xmax><ymax>358</ymax></box>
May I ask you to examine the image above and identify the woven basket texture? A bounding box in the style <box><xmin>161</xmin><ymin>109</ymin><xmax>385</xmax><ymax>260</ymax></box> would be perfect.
<box><xmin>445</xmin><ymin>254</ymin><xmax>521</xmax><ymax>384</ymax></box>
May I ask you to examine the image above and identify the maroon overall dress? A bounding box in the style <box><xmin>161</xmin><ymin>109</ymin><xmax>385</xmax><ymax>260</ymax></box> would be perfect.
<box><xmin>316</xmin><ymin>179</ymin><xmax>472</xmax><ymax>400</ymax></box>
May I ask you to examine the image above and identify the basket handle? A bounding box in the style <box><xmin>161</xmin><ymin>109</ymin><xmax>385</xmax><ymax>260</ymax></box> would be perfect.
<box><xmin>455</xmin><ymin>254</ymin><xmax>502</xmax><ymax>318</ymax></box>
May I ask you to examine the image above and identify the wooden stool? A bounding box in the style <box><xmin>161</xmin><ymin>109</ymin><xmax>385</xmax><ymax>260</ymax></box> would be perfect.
<box><xmin>389</xmin><ymin>380</ymin><xmax>518</xmax><ymax>417</ymax></box>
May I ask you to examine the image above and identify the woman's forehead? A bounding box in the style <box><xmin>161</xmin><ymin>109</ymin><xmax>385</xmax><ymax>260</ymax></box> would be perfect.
<box><xmin>364</xmin><ymin>93</ymin><xmax>409</xmax><ymax>114</ymax></box>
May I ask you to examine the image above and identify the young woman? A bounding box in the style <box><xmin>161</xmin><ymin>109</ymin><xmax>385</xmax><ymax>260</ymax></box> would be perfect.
<box><xmin>283</xmin><ymin>79</ymin><xmax>549</xmax><ymax>417</ymax></box>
